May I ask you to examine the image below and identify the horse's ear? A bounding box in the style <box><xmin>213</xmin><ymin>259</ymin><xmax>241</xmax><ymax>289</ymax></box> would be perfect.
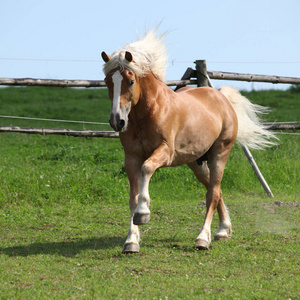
<box><xmin>125</xmin><ymin>51</ymin><xmax>133</xmax><ymax>63</ymax></box>
<box><xmin>101</xmin><ymin>51</ymin><xmax>111</xmax><ymax>63</ymax></box>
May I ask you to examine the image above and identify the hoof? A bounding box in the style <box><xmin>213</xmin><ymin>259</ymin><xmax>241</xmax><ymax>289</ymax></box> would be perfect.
<box><xmin>214</xmin><ymin>227</ymin><xmax>232</xmax><ymax>241</ymax></box>
<box><xmin>214</xmin><ymin>234</ymin><xmax>229</xmax><ymax>241</ymax></box>
<box><xmin>122</xmin><ymin>243</ymin><xmax>139</xmax><ymax>254</ymax></box>
<box><xmin>133</xmin><ymin>213</ymin><xmax>150</xmax><ymax>225</ymax></box>
<box><xmin>196</xmin><ymin>239</ymin><xmax>210</xmax><ymax>250</ymax></box>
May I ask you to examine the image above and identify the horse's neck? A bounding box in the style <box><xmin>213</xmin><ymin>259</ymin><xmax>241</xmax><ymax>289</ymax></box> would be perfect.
<box><xmin>136</xmin><ymin>72</ymin><xmax>164</xmax><ymax>115</ymax></box>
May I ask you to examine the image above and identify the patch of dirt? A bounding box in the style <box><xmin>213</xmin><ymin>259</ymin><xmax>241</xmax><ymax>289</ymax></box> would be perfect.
<box><xmin>274</xmin><ymin>200</ymin><xmax>299</xmax><ymax>207</ymax></box>
<box><xmin>262</xmin><ymin>200</ymin><xmax>299</xmax><ymax>213</ymax></box>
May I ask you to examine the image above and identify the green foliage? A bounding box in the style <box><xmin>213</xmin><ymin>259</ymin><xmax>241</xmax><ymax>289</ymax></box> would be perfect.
<box><xmin>0</xmin><ymin>87</ymin><xmax>299</xmax><ymax>299</ymax></box>
<box><xmin>0</xmin><ymin>87</ymin><xmax>111</xmax><ymax>130</ymax></box>
<box><xmin>241</xmin><ymin>88</ymin><xmax>300</xmax><ymax>122</ymax></box>
<box><xmin>288</xmin><ymin>84</ymin><xmax>300</xmax><ymax>93</ymax></box>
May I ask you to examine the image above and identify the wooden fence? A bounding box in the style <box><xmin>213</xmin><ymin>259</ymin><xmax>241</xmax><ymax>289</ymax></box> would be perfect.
<box><xmin>0</xmin><ymin>60</ymin><xmax>299</xmax><ymax>137</ymax></box>
<box><xmin>1</xmin><ymin>70</ymin><xmax>300</xmax><ymax>87</ymax></box>
<box><xmin>1</xmin><ymin>61</ymin><xmax>299</xmax><ymax>197</ymax></box>
<box><xmin>0</xmin><ymin>122</ymin><xmax>299</xmax><ymax>138</ymax></box>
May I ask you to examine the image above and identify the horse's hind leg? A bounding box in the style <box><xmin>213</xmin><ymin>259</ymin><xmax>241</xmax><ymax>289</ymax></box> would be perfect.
<box><xmin>187</xmin><ymin>160</ymin><xmax>210</xmax><ymax>190</ymax></box>
<box><xmin>214</xmin><ymin>191</ymin><xmax>232</xmax><ymax>241</ymax></box>
<box><xmin>188</xmin><ymin>160</ymin><xmax>232</xmax><ymax>246</ymax></box>
<box><xmin>190</xmin><ymin>145</ymin><xmax>232</xmax><ymax>250</ymax></box>
<box><xmin>187</xmin><ymin>160</ymin><xmax>211</xmax><ymax>249</ymax></box>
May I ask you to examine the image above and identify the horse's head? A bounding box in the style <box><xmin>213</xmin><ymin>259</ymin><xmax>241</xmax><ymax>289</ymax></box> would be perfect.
<box><xmin>102</xmin><ymin>51</ymin><xmax>140</xmax><ymax>132</ymax></box>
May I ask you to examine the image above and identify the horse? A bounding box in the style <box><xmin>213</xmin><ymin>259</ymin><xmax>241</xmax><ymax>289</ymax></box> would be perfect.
<box><xmin>101</xmin><ymin>30</ymin><xmax>276</xmax><ymax>253</ymax></box>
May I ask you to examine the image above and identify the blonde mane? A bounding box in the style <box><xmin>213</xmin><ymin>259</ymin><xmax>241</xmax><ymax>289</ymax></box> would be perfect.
<box><xmin>103</xmin><ymin>30</ymin><xmax>168</xmax><ymax>82</ymax></box>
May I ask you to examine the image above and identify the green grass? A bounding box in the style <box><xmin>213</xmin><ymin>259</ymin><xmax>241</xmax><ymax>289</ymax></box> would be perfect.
<box><xmin>0</xmin><ymin>86</ymin><xmax>299</xmax><ymax>299</ymax></box>
<box><xmin>243</xmin><ymin>88</ymin><xmax>300</xmax><ymax>122</ymax></box>
<box><xmin>0</xmin><ymin>87</ymin><xmax>111</xmax><ymax>130</ymax></box>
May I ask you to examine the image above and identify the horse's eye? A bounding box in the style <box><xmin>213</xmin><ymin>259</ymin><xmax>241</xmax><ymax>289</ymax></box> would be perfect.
<box><xmin>129</xmin><ymin>80</ymin><xmax>134</xmax><ymax>87</ymax></box>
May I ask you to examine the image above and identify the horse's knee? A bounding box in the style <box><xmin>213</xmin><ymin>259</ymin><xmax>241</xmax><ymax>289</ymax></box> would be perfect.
<box><xmin>141</xmin><ymin>160</ymin><xmax>156</xmax><ymax>178</ymax></box>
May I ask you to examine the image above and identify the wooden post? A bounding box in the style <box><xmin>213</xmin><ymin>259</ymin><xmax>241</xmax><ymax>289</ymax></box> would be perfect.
<box><xmin>194</xmin><ymin>60</ymin><xmax>274</xmax><ymax>197</ymax></box>
<box><xmin>241</xmin><ymin>145</ymin><xmax>274</xmax><ymax>197</ymax></box>
<box><xmin>174</xmin><ymin>67</ymin><xmax>195</xmax><ymax>91</ymax></box>
<box><xmin>195</xmin><ymin>60</ymin><xmax>208</xmax><ymax>87</ymax></box>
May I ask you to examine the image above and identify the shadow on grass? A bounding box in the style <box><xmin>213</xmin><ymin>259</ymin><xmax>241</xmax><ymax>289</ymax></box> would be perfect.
<box><xmin>0</xmin><ymin>236</ymin><xmax>124</xmax><ymax>257</ymax></box>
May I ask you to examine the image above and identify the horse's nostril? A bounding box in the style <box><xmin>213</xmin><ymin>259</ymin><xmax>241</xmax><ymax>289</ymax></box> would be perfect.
<box><xmin>119</xmin><ymin>119</ymin><xmax>125</xmax><ymax>129</ymax></box>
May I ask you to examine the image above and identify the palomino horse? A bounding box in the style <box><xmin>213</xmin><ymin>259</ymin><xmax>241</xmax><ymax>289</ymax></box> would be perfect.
<box><xmin>101</xmin><ymin>30</ymin><xmax>276</xmax><ymax>253</ymax></box>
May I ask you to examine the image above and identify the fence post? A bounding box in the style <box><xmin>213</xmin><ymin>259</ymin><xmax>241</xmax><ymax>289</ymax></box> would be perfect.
<box><xmin>195</xmin><ymin>60</ymin><xmax>208</xmax><ymax>87</ymax></box>
<box><xmin>174</xmin><ymin>67</ymin><xmax>195</xmax><ymax>91</ymax></box>
<box><xmin>241</xmin><ymin>145</ymin><xmax>274</xmax><ymax>197</ymax></box>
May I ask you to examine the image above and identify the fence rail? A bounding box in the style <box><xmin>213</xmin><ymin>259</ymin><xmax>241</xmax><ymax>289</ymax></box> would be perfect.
<box><xmin>0</xmin><ymin>77</ymin><xmax>198</xmax><ymax>87</ymax></box>
<box><xmin>1</xmin><ymin>71</ymin><xmax>300</xmax><ymax>87</ymax></box>
<box><xmin>0</xmin><ymin>126</ymin><xmax>119</xmax><ymax>137</ymax></box>
<box><xmin>264</xmin><ymin>122</ymin><xmax>300</xmax><ymax>130</ymax></box>
<box><xmin>0</xmin><ymin>122</ymin><xmax>299</xmax><ymax>137</ymax></box>
<box><xmin>207</xmin><ymin>71</ymin><xmax>300</xmax><ymax>84</ymax></box>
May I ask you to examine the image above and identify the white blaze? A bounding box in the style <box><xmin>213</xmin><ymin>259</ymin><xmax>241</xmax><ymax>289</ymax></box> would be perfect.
<box><xmin>110</xmin><ymin>70</ymin><xmax>131</xmax><ymax>131</ymax></box>
<box><xmin>112</xmin><ymin>71</ymin><xmax>123</xmax><ymax>116</ymax></box>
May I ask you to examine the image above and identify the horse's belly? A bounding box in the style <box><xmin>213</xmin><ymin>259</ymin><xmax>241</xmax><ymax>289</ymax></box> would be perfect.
<box><xmin>171</xmin><ymin>151</ymin><xmax>202</xmax><ymax>166</ymax></box>
<box><xmin>171</xmin><ymin>133</ymin><xmax>214</xmax><ymax>166</ymax></box>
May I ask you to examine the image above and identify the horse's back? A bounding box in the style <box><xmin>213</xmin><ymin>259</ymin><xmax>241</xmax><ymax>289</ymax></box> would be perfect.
<box><xmin>175</xmin><ymin>86</ymin><xmax>237</xmax><ymax>128</ymax></box>
<box><xmin>176</xmin><ymin>86</ymin><xmax>231</xmax><ymax>108</ymax></box>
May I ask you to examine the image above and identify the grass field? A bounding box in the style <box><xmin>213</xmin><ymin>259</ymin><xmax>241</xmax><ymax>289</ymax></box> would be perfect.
<box><xmin>0</xmin><ymin>86</ymin><xmax>299</xmax><ymax>299</ymax></box>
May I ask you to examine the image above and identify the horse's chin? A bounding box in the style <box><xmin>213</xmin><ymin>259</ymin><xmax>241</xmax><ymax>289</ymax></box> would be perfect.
<box><xmin>119</xmin><ymin>125</ymin><xmax>128</xmax><ymax>133</ymax></box>
<box><xmin>112</xmin><ymin>123</ymin><xmax>128</xmax><ymax>133</ymax></box>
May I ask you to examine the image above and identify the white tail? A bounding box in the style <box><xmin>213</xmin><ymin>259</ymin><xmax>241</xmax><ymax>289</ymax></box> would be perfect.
<box><xmin>219</xmin><ymin>86</ymin><xmax>278</xmax><ymax>150</ymax></box>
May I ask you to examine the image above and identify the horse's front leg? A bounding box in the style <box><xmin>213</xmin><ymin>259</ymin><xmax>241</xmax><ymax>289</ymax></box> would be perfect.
<box><xmin>122</xmin><ymin>156</ymin><xmax>142</xmax><ymax>253</ymax></box>
<box><xmin>133</xmin><ymin>143</ymin><xmax>171</xmax><ymax>225</ymax></box>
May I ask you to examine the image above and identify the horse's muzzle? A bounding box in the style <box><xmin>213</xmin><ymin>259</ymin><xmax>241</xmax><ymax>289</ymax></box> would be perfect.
<box><xmin>109</xmin><ymin>112</ymin><xmax>125</xmax><ymax>132</ymax></box>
